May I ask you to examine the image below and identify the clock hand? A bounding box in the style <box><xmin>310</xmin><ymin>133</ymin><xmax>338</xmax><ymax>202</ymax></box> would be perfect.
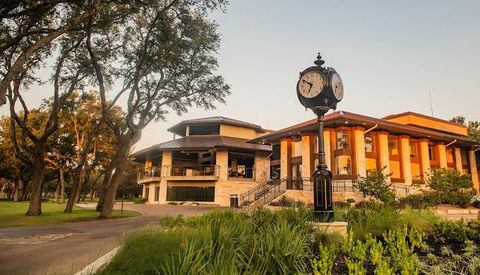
<box><xmin>302</xmin><ymin>79</ymin><xmax>313</xmax><ymax>86</ymax></box>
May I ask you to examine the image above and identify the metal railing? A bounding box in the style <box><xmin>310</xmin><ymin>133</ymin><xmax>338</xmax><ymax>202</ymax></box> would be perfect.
<box><xmin>137</xmin><ymin>167</ymin><xmax>162</xmax><ymax>181</ymax></box>
<box><xmin>228</xmin><ymin>167</ymin><xmax>255</xmax><ymax>179</ymax></box>
<box><xmin>239</xmin><ymin>178</ymin><xmax>285</xmax><ymax>207</ymax></box>
<box><xmin>286</xmin><ymin>177</ymin><xmax>313</xmax><ymax>191</ymax></box>
<box><xmin>165</xmin><ymin>164</ymin><xmax>219</xmax><ymax>177</ymax></box>
<box><xmin>332</xmin><ymin>179</ymin><xmax>358</xmax><ymax>192</ymax></box>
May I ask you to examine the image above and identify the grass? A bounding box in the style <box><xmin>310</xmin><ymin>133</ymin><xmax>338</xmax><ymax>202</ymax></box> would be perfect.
<box><xmin>100</xmin><ymin>208</ymin><xmax>315</xmax><ymax>274</ymax></box>
<box><xmin>0</xmin><ymin>201</ymin><xmax>141</xmax><ymax>228</ymax></box>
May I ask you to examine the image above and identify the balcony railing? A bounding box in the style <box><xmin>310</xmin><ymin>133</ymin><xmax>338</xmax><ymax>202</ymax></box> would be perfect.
<box><xmin>228</xmin><ymin>167</ymin><xmax>255</xmax><ymax>180</ymax></box>
<box><xmin>137</xmin><ymin>167</ymin><xmax>162</xmax><ymax>183</ymax></box>
<box><xmin>285</xmin><ymin>177</ymin><xmax>360</xmax><ymax>192</ymax></box>
<box><xmin>165</xmin><ymin>164</ymin><xmax>219</xmax><ymax>178</ymax></box>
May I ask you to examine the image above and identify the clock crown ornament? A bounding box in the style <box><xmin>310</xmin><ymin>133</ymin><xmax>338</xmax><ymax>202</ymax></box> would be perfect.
<box><xmin>313</xmin><ymin>52</ymin><xmax>325</xmax><ymax>68</ymax></box>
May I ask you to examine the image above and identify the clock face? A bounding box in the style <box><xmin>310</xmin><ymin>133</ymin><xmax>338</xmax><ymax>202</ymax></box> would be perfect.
<box><xmin>298</xmin><ymin>70</ymin><xmax>325</xmax><ymax>98</ymax></box>
<box><xmin>330</xmin><ymin>73</ymin><xmax>344</xmax><ymax>101</ymax></box>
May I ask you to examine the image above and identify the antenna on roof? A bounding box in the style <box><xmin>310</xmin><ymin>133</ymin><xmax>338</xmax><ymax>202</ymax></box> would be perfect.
<box><xmin>429</xmin><ymin>89</ymin><xmax>434</xmax><ymax>117</ymax></box>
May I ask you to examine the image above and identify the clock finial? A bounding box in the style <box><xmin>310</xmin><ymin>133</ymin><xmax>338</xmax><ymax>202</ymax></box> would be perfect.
<box><xmin>314</xmin><ymin>52</ymin><xmax>325</xmax><ymax>67</ymax></box>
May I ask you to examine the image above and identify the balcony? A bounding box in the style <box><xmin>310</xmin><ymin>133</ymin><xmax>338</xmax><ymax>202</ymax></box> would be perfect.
<box><xmin>228</xmin><ymin>167</ymin><xmax>256</xmax><ymax>181</ymax></box>
<box><xmin>137</xmin><ymin>167</ymin><xmax>162</xmax><ymax>184</ymax></box>
<box><xmin>163</xmin><ymin>164</ymin><xmax>219</xmax><ymax>181</ymax></box>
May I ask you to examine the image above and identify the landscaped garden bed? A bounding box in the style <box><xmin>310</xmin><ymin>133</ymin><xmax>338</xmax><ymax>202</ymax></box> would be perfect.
<box><xmin>99</xmin><ymin>204</ymin><xmax>480</xmax><ymax>274</ymax></box>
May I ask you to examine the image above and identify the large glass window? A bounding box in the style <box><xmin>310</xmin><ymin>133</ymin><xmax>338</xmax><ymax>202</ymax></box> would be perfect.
<box><xmin>228</xmin><ymin>150</ymin><xmax>255</xmax><ymax>179</ymax></box>
<box><xmin>409</xmin><ymin>141</ymin><xmax>418</xmax><ymax>158</ymax></box>
<box><xmin>428</xmin><ymin>144</ymin><xmax>436</xmax><ymax>161</ymax></box>
<box><xmin>365</xmin><ymin>134</ymin><xmax>374</xmax><ymax>153</ymax></box>
<box><xmin>154</xmin><ymin>187</ymin><xmax>159</xmax><ymax>201</ymax></box>
<box><xmin>167</xmin><ymin>186</ymin><xmax>215</xmax><ymax>202</ymax></box>
<box><xmin>335</xmin><ymin>155</ymin><xmax>352</xmax><ymax>175</ymax></box>
<box><xmin>388</xmin><ymin>137</ymin><xmax>398</xmax><ymax>156</ymax></box>
<box><xmin>336</xmin><ymin>130</ymin><xmax>350</xmax><ymax>150</ymax></box>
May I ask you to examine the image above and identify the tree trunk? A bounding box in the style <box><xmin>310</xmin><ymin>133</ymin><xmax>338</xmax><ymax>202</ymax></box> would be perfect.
<box><xmin>61</xmin><ymin>169</ymin><xmax>65</xmax><ymax>203</ymax></box>
<box><xmin>13</xmin><ymin>175</ymin><xmax>20</xmax><ymax>202</ymax></box>
<box><xmin>99</xmin><ymin>133</ymin><xmax>138</xmax><ymax>218</ymax></box>
<box><xmin>54</xmin><ymin>177</ymin><xmax>61</xmax><ymax>203</ymax></box>
<box><xmin>65</xmin><ymin>165</ymin><xmax>84</xmax><ymax>213</ymax></box>
<box><xmin>74</xmin><ymin>166</ymin><xmax>85</xmax><ymax>203</ymax></box>
<box><xmin>26</xmin><ymin>151</ymin><xmax>45</xmax><ymax>216</ymax></box>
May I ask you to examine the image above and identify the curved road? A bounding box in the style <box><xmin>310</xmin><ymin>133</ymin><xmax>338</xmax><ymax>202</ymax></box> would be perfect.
<box><xmin>0</xmin><ymin>204</ymin><xmax>223</xmax><ymax>275</ymax></box>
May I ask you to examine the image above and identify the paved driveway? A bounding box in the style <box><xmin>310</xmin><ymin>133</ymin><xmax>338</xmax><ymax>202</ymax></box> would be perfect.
<box><xmin>0</xmin><ymin>204</ymin><xmax>224</xmax><ymax>275</ymax></box>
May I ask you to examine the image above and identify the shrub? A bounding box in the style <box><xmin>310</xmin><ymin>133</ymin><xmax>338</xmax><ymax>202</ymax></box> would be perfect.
<box><xmin>133</xmin><ymin>197</ymin><xmax>147</xmax><ymax>204</ymax></box>
<box><xmin>333</xmin><ymin>201</ymin><xmax>350</xmax><ymax>209</ymax></box>
<box><xmin>428</xmin><ymin>168</ymin><xmax>473</xmax><ymax>193</ymax></box>
<box><xmin>354</xmin><ymin>167</ymin><xmax>395</xmax><ymax>204</ymax></box>
<box><xmin>269</xmin><ymin>195</ymin><xmax>304</xmax><ymax>207</ymax></box>
<box><xmin>397</xmin><ymin>193</ymin><xmax>432</xmax><ymax>209</ymax></box>
<box><xmin>432</xmin><ymin>220</ymin><xmax>480</xmax><ymax>244</ymax></box>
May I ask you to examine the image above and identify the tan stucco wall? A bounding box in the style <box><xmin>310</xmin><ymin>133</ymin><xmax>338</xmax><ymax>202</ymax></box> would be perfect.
<box><xmin>377</xmin><ymin>132</ymin><xmax>391</xmax><ymax>180</ymax></box>
<box><xmin>385</xmin><ymin>114</ymin><xmax>467</xmax><ymax>136</ymax></box>
<box><xmin>284</xmin><ymin>190</ymin><xmax>364</xmax><ymax>204</ymax></box>
<box><xmin>419</xmin><ymin>139</ymin><xmax>430</xmax><ymax>180</ymax></box>
<box><xmin>219</xmin><ymin>124</ymin><xmax>260</xmax><ymax>139</ymax></box>
<box><xmin>437</xmin><ymin>143</ymin><xmax>447</xmax><ymax>168</ymax></box>
<box><xmin>353</xmin><ymin>128</ymin><xmax>366</xmax><ymax>178</ymax></box>
<box><xmin>399</xmin><ymin>136</ymin><xmax>412</xmax><ymax>185</ymax></box>
<box><xmin>455</xmin><ymin>147</ymin><xmax>463</xmax><ymax>172</ymax></box>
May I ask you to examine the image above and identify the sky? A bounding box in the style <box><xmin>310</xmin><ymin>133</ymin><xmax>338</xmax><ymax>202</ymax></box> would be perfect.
<box><xmin>1</xmin><ymin>0</ymin><xmax>479</xmax><ymax>152</ymax></box>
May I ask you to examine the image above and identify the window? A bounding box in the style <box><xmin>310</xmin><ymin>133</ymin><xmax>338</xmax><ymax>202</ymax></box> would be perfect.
<box><xmin>365</xmin><ymin>134</ymin><xmax>374</xmax><ymax>153</ymax></box>
<box><xmin>167</xmin><ymin>186</ymin><xmax>215</xmax><ymax>202</ymax></box>
<box><xmin>145</xmin><ymin>188</ymin><xmax>149</xmax><ymax>200</ymax></box>
<box><xmin>336</xmin><ymin>130</ymin><xmax>350</xmax><ymax>150</ymax></box>
<box><xmin>335</xmin><ymin>155</ymin><xmax>352</xmax><ymax>175</ymax></box>
<box><xmin>154</xmin><ymin>187</ymin><xmax>160</xmax><ymax>201</ymax></box>
<box><xmin>428</xmin><ymin>144</ymin><xmax>436</xmax><ymax>161</ymax></box>
<box><xmin>388</xmin><ymin>137</ymin><xmax>398</xmax><ymax>156</ymax></box>
<box><xmin>409</xmin><ymin>141</ymin><xmax>418</xmax><ymax>158</ymax></box>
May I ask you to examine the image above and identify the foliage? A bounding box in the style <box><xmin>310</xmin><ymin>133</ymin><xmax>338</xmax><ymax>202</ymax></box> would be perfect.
<box><xmin>0</xmin><ymin>201</ymin><xmax>139</xmax><ymax>228</ymax></box>
<box><xmin>269</xmin><ymin>195</ymin><xmax>305</xmax><ymax>207</ymax></box>
<box><xmin>328</xmin><ymin>227</ymin><xmax>426</xmax><ymax>274</ymax></box>
<box><xmin>333</xmin><ymin>201</ymin><xmax>350</xmax><ymax>209</ymax></box>
<box><xmin>133</xmin><ymin>198</ymin><xmax>147</xmax><ymax>204</ymax></box>
<box><xmin>354</xmin><ymin>167</ymin><xmax>395</xmax><ymax>204</ymax></box>
<box><xmin>432</xmin><ymin>220</ymin><xmax>480</xmax><ymax>244</ymax></box>
<box><xmin>103</xmin><ymin>208</ymin><xmax>314</xmax><ymax>274</ymax></box>
<box><xmin>428</xmin><ymin>168</ymin><xmax>473</xmax><ymax>193</ymax></box>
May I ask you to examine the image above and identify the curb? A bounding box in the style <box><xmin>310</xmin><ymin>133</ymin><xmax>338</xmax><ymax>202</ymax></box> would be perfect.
<box><xmin>75</xmin><ymin>246</ymin><xmax>119</xmax><ymax>275</ymax></box>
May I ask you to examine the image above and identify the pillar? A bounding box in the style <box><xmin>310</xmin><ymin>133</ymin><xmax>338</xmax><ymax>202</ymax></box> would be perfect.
<box><xmin>377</xmin><ymin>131</ymin><xmax>391</xmax><ymax>181</ymax></box>
<box><xmin>419</xmin><ymin>139</ymin><xmax>431</xmax><ymax>181</ymax></box>
<box><xmin>469</xmin><ymin>150</ymin><xmax>479</xmax><ymax>193</ymax></box>
<box><xmin>280</xmin><ymin>138</ymin><xmax>292</xmax><ymax>190</ymax></box>
<box><xmin>399</xmin><ymin>136</ymin><xmax>412</xmax><ymax>185</ymax></box>
<box><xmin>301</xmin><ymin>134</ymin><xmax>314</xmax><ymax>178</ymax></box>
<box><xmin>144</xmin><ymin>157</ymin><xmax>152</xmax><ymax>170</ymax></box>
<box><xmin>159</xmin><ymin>150</ymin><xmax>172</xmax><ymax>204</ymax></box>
<box><xmin>185</xmin><ymin>125</ymin><xmax>190</xmax><ymax>136</ymax></box>
<box><xmin>353</xmin><ymin>127</ymin><xmax>366</xmax><ymax>178</ymax></box>
<box><xmin>437</xmin><ymin>143</ymin><xmax>447</xmax><ymax>169</ymax></box>
<box><xmin>323</xmin><ymin>129</ymin><xmax>332</xmax><ymax>171</ymax></box>
<box><xmin>454</xmin><ymin>147</ymin><xmax>463</xmax><ymax>172</ymax></box>
<box><xmin>255</xmin><ymin>151</ymin><xmax>271</xmax><ymax>183</ymax></box>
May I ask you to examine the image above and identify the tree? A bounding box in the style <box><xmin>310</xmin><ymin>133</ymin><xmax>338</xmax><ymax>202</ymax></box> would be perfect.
<box><xmin>0</xmin><ymin>0</ymin><xmax>104</xmax><ymax>105</ymax></box>
<box><xmin>450</xmin><ymin>115</ymin><xmax>480</xmax><ymax>143</ymax></box>
<box><xmin>82</xmin><ymin>0</ymin><xmax>230</xmax><ymax>218</ymax></box>
<box><xmin>355</xmin><ymin>167</ymin><xmax>395</xmax><ymax>204</ymax></box>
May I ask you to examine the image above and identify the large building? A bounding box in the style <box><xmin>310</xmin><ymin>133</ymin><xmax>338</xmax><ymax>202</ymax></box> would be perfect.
<box><xmin>132</xmin><ymin>117</ymin><xmax>272</xmax><ymax>206</ymax></box>
<box><xmin>134</xmin><ymin>111</ymin><xmax>480</xmax><ymax>206</ymax></box>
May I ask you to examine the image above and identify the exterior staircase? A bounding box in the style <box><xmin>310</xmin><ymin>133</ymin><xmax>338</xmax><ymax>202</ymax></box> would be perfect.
<box><xmin>239</xmin><ymin>178</ymin><xmax>286</xmax><ymax>209</ymax></box>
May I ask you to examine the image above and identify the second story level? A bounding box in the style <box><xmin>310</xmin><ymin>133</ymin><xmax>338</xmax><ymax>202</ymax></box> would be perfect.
<box><xmin>167</xmin><ymin>116</ymin><xmax>271</xmax><ymax>140</ymax></box>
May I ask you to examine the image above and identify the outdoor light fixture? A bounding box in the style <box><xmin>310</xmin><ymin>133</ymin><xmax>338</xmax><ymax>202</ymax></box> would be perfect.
<box><xmin>296</xmin><ymin>53</ymin><xmax>344</xmax><ymax>221</ymax></box>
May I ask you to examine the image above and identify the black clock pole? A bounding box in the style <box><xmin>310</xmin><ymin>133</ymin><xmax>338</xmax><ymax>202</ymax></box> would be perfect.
<box><xmin>312</xmin><ymin>105</ymin><xmax>334</xmax><ymax>221</ymax></box>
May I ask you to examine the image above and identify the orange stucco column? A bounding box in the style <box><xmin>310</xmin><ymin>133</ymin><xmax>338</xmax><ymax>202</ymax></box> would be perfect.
<box><xmin>323</xmin><ymin>129</ymin><xmax>332</xmax><ymax>171</ymax></box>
<box><xmin>377</xmin><ymin>131</ymin><xmax>391</xmax><ymax>181</ymax></box>
<box><xmin>280</xmin><ymin>138</ymin><xmax>292</xmax><ymax>189</ymax></box>
<box><xmin>437</xmin><ymin>143</ymin><xmax>447</xmax><ymax>169</ymax></box>
<box><xmin>454</xmin><ymin>147</ymin><xmax>463</xmax><ymax>172</ymax></box>
<box><xmin>469</xmin><ymin>150</ymin><xmax>479</xmax><ymax>193</ymax></box>
<box><xmin>301</xmin><ymin>135</ymin><xmax>314</xmax><ymax>178</ymax></box>
<box><xmin>353</xmin><ymin>127</ymin><xmax>366</xmax><ymax>178</ymax></box>
<box><xmin>419</xmin><ymin>139</ymin><xmax>431</xmax><ymax>181</ymax></box>
<box><xmin>399</xmin><ymin>136</ymin><xmax>412</xmax><ymax>185</ymax></box>
<box><xmin>159</xmin><ymin>150</ymin><xmax>172</xmax><ymax>204</ymax></box>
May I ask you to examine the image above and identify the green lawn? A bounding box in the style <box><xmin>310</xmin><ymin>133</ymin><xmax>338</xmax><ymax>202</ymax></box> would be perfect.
<box><xmin>0</xmin><ymin>201</ymin><xmax>141</xmax><ymax>228</ymax></box>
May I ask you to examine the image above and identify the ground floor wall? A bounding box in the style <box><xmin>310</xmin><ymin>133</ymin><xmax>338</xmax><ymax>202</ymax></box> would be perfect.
<box><xmin>141</xmin><ymin>179</ymin><xmax>259</xmax><ymax>207</ymax></box>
